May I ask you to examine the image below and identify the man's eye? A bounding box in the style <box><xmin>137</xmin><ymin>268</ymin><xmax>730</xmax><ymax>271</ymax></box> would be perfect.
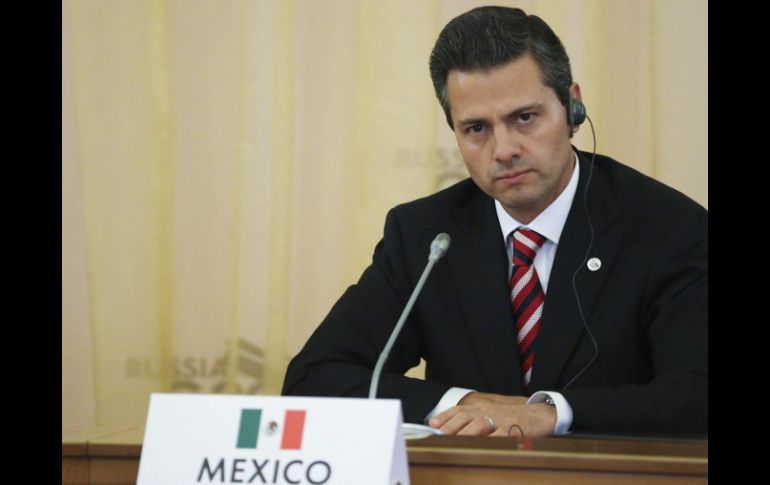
<box><xmin>468</xmin><ymin>124</ymin><xmax>484</xmax><ymax>134</ymax></box>
<box><xmin>518</xmin><ymin>113</ymin><xmax>536</xmax><ymax>124</ymax></box>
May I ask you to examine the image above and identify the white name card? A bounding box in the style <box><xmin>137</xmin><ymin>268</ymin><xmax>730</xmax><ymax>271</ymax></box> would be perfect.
<box><xmin>136</xmin><ymin>393</ymin><xmax>410</xmax><ymax>485</ymax></box>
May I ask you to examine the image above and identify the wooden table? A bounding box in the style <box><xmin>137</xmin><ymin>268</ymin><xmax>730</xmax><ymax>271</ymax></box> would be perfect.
<box><xmin>62</xmin><ymin>426</ymin><xmax>707</xmax><ymax>484</ymax></box>
<box><xmin>407</xmin><ymin>434</ymin><xmax>707</xmax><ymax>484</ymax></box>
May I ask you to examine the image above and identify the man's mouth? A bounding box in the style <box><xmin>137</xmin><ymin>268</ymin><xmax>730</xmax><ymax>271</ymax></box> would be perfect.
<box><xmin>494</xmin><ymin>169</ymin><xmax>532</xmax><ymax>183</ymax></box>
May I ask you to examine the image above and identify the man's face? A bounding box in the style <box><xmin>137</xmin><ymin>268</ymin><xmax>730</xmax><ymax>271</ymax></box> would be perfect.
<box><xmin>447</xmin><ymin>54</ymin><xmax>579</xmax><ymax>223</ymax></box>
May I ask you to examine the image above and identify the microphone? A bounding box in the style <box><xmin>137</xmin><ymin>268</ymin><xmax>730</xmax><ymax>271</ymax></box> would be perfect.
<box><xmin>368</xmin><ymin>232</ymin><xmax>451</xmax><ymax>399</ymax></box>
<box><xmin>429</xmin><ymin>233</ymin><xmax>451</xmax><ymax>262</ymax></box>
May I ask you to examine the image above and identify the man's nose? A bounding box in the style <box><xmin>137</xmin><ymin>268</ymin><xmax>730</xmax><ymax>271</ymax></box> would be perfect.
<box><xmin>492</xmin><ymin>125</ymin><xmax>522</xmax><ymax>163</ymax></box>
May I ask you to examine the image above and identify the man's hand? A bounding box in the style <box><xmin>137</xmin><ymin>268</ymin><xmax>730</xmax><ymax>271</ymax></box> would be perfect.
<box><xmin>427</xmin><ymin>391</ymin><xmax>556</xmax><ymax>437</ymax></box>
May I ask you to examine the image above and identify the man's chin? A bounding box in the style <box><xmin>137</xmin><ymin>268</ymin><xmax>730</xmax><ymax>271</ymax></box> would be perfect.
<box><xmin>496</xmin><ymin>192</ymin><xmax>547</xmax><ymax>221</ymax></box>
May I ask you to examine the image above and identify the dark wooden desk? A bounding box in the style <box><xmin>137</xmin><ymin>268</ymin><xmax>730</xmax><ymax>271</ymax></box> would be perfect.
<box><xmin>408</xmin><ymin>434</ymin><xmax>707</xmax><ymax>484</ymax></box>
<box><xmin>62</xmin><ymin>428</ymin><xmax>707</xmax><ymax>484</ymax></box>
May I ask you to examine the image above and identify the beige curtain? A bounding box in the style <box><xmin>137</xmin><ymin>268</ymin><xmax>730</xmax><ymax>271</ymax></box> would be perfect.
<box><xmin>62</xmin><ymin>0</ymin><xmax>707</xmax><ymax>438</ymax></box>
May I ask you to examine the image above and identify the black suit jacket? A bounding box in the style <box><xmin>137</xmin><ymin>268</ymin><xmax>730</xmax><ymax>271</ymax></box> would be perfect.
<box><xmin>282</xmin><ymin>150</ymin><xmax>708</xmax><ymax>434</ymax></box>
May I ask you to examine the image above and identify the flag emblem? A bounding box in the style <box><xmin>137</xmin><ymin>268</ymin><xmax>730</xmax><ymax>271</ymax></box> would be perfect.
<box><xmin>236</xmin><ymin>409</ymin><xmax>306</xmax><ymax>450</ymax></box>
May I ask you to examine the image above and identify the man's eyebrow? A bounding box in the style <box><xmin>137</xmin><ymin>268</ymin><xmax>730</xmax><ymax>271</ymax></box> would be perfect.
<box><xmin>506</xmin><ymin>101</ymin><xmax>543</xmax><ymax>118</ymax></box>
<box><xmin>456</xmin><ymin>101</ymin><xmax>544</xmax><ymax>128</ymax></box>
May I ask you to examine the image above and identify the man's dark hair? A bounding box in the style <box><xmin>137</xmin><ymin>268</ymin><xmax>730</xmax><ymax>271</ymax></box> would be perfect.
<box><xmin>429</xmin><ymin>6</ymin><xmax>573</xmax><ymax>129</ymax></box>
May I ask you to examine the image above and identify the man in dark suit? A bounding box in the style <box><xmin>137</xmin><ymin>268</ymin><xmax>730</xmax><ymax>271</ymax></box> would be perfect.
<box><xmin>282</xmin><ymin>6</ymin><xmax>707</xmax><ymax>437</ymax></box>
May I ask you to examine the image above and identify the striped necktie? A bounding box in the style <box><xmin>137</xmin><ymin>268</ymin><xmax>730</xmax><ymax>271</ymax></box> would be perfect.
<box><xmin>510</xmin><ymin>228</ymin><xmax>547</xmax><ymax>390</ymax></box>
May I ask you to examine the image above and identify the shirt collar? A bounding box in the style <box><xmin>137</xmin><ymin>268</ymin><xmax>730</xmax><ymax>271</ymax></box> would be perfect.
<box><xmin>494</xmin><ymin>151</ymin><xmax>580</xmax><ymax>244</ymax></box>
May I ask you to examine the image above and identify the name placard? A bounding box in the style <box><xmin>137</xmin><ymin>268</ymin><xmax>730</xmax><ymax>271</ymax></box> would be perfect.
<box><xmin>137</xmin><ymin>393</ymin><xmax>409</xmax><ymax>485</ymax></box>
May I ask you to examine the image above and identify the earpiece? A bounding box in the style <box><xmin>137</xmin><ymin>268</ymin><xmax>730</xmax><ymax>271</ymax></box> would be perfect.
<box><xmin>564</xmin><ymin>106</ymin><xmax>598</xmax><ymax>391</ymax></box>
<box><xmin>568</xmin><ymin>98</ymin><xmax>586</xmax><ymax>127</ymax></box>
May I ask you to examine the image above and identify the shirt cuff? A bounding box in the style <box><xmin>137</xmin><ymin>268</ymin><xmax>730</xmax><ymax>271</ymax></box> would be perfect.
<box><xmin>423</xmin><ymin>387</ymin><xmax>476</xmax><ymax>424</ymax></box>
<box><xmin>528</xmin><ymin>391</ymin><xmax>573</xmax><ymax>435</ymax></box>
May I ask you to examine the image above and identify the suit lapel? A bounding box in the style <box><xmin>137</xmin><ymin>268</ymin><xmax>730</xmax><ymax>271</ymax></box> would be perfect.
<box><xmin>530</xmin><ymin>151</ymin><xmax>622</xmax><ymax>391</ymax></box>
<box><xmin>446</xmin><ymin>191</ymin><xmax>525</xmax><ymax>395</ymax></box>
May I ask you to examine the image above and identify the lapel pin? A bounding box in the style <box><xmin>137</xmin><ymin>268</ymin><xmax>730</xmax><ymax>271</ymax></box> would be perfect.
<box><xmin>587</xmin><ymin>257</ymin><xmax>601</xmax><ymax>271</ymax></box>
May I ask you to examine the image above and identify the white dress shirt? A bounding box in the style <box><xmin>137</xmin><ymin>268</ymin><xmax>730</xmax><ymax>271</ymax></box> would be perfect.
<box><xmin>424</xmin><ymin>152</ymin><xmax>580</xmax><ymax>435</ymax></box>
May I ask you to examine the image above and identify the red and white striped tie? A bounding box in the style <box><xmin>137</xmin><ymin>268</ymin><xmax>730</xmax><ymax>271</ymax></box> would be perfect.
<box><xmin>510</xmin><ymin>228</ymin><xmax>547</xmax><ymax>390</ymax></box>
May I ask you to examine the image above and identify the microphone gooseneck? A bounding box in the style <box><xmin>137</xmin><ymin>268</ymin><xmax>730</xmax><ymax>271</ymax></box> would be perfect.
<box><xmin>368</xmin><ymin>233</ymin><xmax>451</xmax><ymax>399</ymax></box>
